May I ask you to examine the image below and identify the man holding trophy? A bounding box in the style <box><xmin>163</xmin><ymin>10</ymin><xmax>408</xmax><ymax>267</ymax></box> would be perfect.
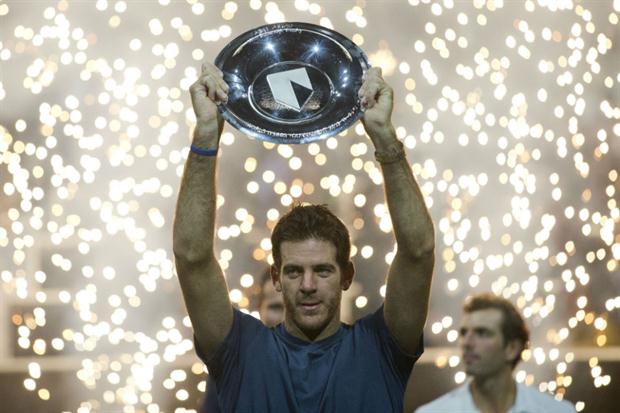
<box><xmin>173</xmin><ymin>23</ymin><xmax>435</xmax><ymax>413</ymax></box>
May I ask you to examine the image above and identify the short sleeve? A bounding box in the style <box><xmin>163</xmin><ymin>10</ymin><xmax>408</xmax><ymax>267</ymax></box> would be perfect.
<box><xmin>194</xmin><ymin>309</ymin><xmax>265</xmax><ymax>396</ymax></box>
<box><xmin>200</xmin><ymin>375</ymin><xmax>221</xmax><ymax>413</ymax></box>
<box><xmin>363</xmin><ymin>304</ymin><xmax>424</xmax><ymax>383</ymax></box>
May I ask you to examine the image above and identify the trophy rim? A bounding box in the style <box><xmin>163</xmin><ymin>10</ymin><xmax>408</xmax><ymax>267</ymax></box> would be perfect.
<box><xmin>214</xmin><ymin>22</ymin><xmax>370</xmax><ymax>144</ymax></box>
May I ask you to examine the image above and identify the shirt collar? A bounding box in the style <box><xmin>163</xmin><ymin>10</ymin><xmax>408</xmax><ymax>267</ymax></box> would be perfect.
<box><xmin>461</xmin><ymin>380</ymin><xmax>479</xmax><ymax>410</ymax></box>
<box><xmin>465</xmin><ymin>379</ymin><xmax>528</xmax><ymax>413</ymax></box>
<box><xmin>508</xmin><ymin>383</ymin><xmax>530</xmax><ymax>413</ymax></box>
<box><xmin>275</xmin><ymin>322</ymin><xmax>345</xmax><ymax>349</ymax></box>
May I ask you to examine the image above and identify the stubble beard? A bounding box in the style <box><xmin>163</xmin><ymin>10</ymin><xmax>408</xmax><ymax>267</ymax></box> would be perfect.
<box><xmin>286</xmin><ymin>293</ymin><xmax>340</xmax><ymax>339</ymax></box>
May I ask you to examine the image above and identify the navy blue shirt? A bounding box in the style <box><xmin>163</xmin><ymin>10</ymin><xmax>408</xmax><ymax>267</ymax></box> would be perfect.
<box><xmin>196</xmin><ymin>305</ymin><xmax>423</xmax><ymax>413</ymax></box>
<box><xmin>201</xmin><ymin>375</ymin><xmax>220</xmax><ymax>413</ymax></box>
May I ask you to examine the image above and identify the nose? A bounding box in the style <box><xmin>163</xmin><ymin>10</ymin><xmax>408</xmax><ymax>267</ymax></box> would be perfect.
<box><xmin>300</xmin><ymin>271</ymin><xmax>317</xmax><ymax>294</ymax></box>
<box><xmin>460</xmin><ymin>331</ymin><xmax>474</xmax><ymax>349</ymax></box>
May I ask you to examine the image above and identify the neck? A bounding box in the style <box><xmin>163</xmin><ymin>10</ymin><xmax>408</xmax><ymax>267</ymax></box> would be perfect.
<box><xmin>470</xmin><ymin>369</ymin><xmax>516</xmax><ymax>413</ymax></box>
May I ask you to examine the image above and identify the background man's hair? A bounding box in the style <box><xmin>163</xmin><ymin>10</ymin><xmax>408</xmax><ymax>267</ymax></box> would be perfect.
<box><xmin>271</xmin><ymin>204</ymin><xmax>351</xmax><ymax>271</ymax></box>
<box><xmin>256</xmin><ymin>268</ymin><xmax>272</xmax><ymax>307</ymax></box>
<box><xmin>463</xmin><ymin>293</ymin><xmax>530</xmax><ymax>369</ymax></box>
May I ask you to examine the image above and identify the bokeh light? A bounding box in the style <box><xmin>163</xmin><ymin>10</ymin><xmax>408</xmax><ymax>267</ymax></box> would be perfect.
<box><xmin>0</xmin><ymin>0</ymin><xmax>618</xmax><ymax>412</ymax></box>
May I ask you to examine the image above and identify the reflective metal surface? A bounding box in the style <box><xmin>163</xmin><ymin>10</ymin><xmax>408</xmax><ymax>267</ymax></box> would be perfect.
<box><xmin>215</xmin><ymin>22</ymin><xmax>370</xmax><ymax>144</ymax></box>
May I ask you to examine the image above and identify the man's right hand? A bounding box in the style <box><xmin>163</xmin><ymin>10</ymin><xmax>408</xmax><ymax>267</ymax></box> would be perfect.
<box><xmin>176</xmin><ymin>61</ymin><xmax>234</xmax><ymax>360</ymax></box>
<box><xmin>189</xmin><ymin>61</ymin><xmax>229</xmax><ymax>140</ymax></box>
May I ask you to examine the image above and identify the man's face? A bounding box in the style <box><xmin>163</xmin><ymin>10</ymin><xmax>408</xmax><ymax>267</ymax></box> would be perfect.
<box><xmin>274</xmin><ymin>238</ymin><xmax>351</xmax><ymax>341</ymax></box>
<box><xmin>259</xmin><ymin>278</ymin><xmax>284</xmax><ymax>328</ymax></box>
<box><xmin>459</xmin><ymin>308</ymin><xmax>514</xmax><ymax>378</ymax></box>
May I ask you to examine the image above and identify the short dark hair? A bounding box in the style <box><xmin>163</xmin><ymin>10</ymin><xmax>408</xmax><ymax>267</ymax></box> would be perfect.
<box><xmin>271</xmin><ymin>204</ymin><xmax>351</xmax><ymax>272</ymax></box>
<box><xmin>463</xmin><ymin>293</ymin><xmax>530</xmax><ymax>369</ymax></box>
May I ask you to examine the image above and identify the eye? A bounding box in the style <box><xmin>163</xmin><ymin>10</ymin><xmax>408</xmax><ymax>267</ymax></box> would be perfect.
<box><xmin>315</xmin><ymin>266</ymin><xmax>333</xmax><ymax>278</ymax></box>
<box><xmin>283</xmin><ymin>267</ymin><xmax>302</xmax><ymax>278</ymax></box>
<box><xmin>474</xmin><ymin>328</ymin><xmax>492</xmax><ymax>337</ymax></box>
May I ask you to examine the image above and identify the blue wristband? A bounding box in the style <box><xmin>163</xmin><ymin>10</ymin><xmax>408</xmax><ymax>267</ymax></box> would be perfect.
<box><xmin>190</xmin><ymin>144</ymin><xmax>218</xmax><ymax>157</ymax></box>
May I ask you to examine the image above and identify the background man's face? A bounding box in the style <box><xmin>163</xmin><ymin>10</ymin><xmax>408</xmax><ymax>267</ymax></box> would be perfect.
<box><xmin>459</xmin><ymin>308</ymin><xmax>510</xmax><ymax>378</ymax></box>
<box><xmin>276</xmin><ymin>238</ymin><xmax>344</xmax><ymax>338</ymax></box>
<box><xmin>259</xmin><ymin>278</ymin><xmax>284</xmax><ymax>327</ymax></box>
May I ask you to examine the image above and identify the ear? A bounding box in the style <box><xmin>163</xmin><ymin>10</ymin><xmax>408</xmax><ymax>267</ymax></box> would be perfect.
<box><xmin>271</xmin><ymin>265</ymin><xmax>282</xmax><ymax>292</ymax></box>
<box><xmin>341</xmin><ymin>261</ymin><xmax>355</xmax><ymax>291</ymax></box>
<box><xmin>504</xmin><ymin>339</ymin><xmax>523</xmax><ymax>366</ymax></box>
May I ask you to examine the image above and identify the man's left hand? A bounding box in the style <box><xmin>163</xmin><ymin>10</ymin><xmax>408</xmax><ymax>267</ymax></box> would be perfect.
<box><xmin>358</xmin><ymin>67</ymin><xmax>395</xmax><ymax>142</ymax></box>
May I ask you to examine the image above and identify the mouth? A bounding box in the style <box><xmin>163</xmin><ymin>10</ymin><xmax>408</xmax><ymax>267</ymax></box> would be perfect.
<box><xmin>299</xmin><ymin>301</ymin><xmax>321</xmax><ymax>312</ymax></box>
<box><xmin>463</xmin><ymin>353</ymin><xmax>479</xmax><ymax>364</ymax></box>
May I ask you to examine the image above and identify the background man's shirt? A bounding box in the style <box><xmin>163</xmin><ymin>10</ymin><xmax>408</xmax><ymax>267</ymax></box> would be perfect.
<box><xmin>415</xmin><ymin>380</ymin><xmax>576</xmax><ymax>413</ymax></box>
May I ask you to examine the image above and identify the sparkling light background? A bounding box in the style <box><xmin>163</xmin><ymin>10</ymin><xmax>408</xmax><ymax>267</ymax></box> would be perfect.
<box><xmin>0</xmin><ymin>0</ymin><xmax>618</xmax><ymax>412</ymax></box>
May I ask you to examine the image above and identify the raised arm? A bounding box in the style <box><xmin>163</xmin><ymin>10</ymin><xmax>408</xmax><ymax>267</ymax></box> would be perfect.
<box><xmin>358</xmin><ymin>68</ymin><xmax>435</xmax><ymax>355</ymax></box>
<box><xmin>173</xmin><ymin>62</ymin><xmax>232</xmax><ymax>360</ymax></box>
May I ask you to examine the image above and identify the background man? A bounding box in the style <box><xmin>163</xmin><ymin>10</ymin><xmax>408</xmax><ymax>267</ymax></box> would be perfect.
<box><xmin>173</xmin><ymin>61</ymin><xmax>435</xmax><ymax>412</ymax></box>
<box><xmin>415</xmin><ymin>293</ymin><xmax>575</xmax><ymax>413</ymax></box>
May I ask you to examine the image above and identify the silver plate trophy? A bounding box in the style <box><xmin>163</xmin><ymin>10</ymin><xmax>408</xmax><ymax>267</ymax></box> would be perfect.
<box><xmin>215</xmin><ymin>22</ymin><xmax>370</xmax><ymax>144</ymax></box>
